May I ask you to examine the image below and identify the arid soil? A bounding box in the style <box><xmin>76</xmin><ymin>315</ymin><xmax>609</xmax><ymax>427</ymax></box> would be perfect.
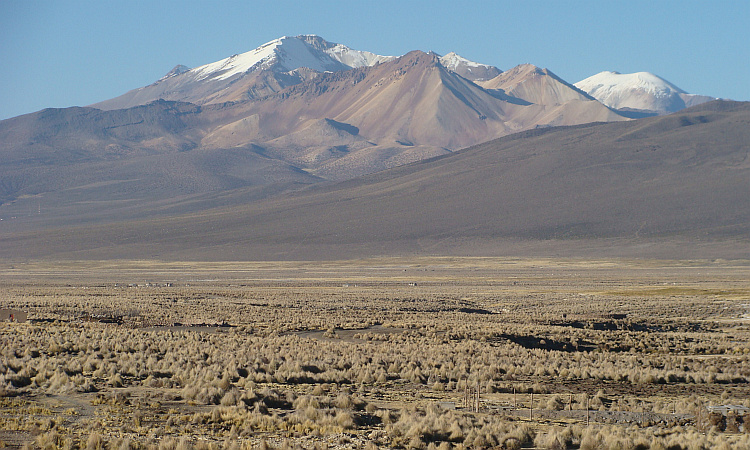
<box><xmin>1</xmin><ymin>257</ymin><xmax>749</xmax><ymax>449</ymax></box>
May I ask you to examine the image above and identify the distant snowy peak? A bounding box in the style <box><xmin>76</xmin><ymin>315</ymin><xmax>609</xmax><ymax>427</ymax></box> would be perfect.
<box><xmin>301</xmin><ymin>35</ymin><xmax>396</xmax><ymax>68</ymax></box>
<box><xmin>92</xmin><ymin>36</ymin><xmax>397</xmax><ymax>110</ymax></box>
<box><xmin>187</xmin><ymin>35</ymin><xmax>394</xmax><ymax>82</ymax></box>
<box><xmin>575</xmin><ymin>71</ymin><xmax>685</xmax><ymax>98</ymax></box>
<box><xmin>439</xmin><ymin>52</ymin><xmax>482</xmax><ymax>71</ymax></box>
<box><xmin>190</xmin><ymin>36</ymin><xmax>331</xmax><ymax>81</ymax></box>
<box><xmin>325</xmin><ymin>44</ymin><xmax>395</xmax><ymax>67</ymax></box>
<box><xmin>574</xmin><ymin>71</ymin><xmax>713</xmax><ymax>114</ymax></box>
<box><xmin>439</xmin><ymin>52</ymin><xmax>502</xmax><ymax>81</ymax></box>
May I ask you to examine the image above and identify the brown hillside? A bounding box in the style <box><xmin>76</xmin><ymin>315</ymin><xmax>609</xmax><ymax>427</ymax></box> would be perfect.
<box><xmin>479</xmin><ymin>64</ymin><xmax>593</xmax><ymax>105</ymax></box>
<box><xmin>2</xmin><ymin>101</ymin><xmax>748</xmax><ymax>260</ymax></box>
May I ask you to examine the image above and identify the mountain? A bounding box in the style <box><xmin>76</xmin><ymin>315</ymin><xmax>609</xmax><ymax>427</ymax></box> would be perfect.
<box><xmin>93</xmin><ymin>36</ymin><xmax>504</xmax><ymax>111</ymax></box>
<box><xmin>0</xmin><ymin>44</ymin><xmax>627</xmax><ymax>218</ymax></box>
<box><xmin>2</xmin><ymin>100</ymin><xmax>748</xmax><ymax>260</ymax></box>
<box><xmin>3</xmin><ymin>34</ymin><xmax>736</xmax><ymax>261</ymax></box>
<box><xmin>92</xmin><ymin>35</ymin><xmax>396</xmax><ymax>110</ymax></box>
<box><xmin>575</xmin><ymin>71</ymin><xmax>716</xmax><ymax>116</ymax></box>
<box><xmin>478</xmin><ymin>64</ymin><xmax>593</xmax><ymax>105</ymax></box>
<box><xmin>199</xmin><ymin>51</ymin><xmax>623</xmax><ymax>167</ymax></box>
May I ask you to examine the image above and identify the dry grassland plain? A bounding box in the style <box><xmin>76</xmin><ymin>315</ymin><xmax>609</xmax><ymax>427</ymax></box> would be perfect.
<box><xmin>1</xmin><ymin>257</ymin><xmax>750</xmax><ymax>449</ymax></box>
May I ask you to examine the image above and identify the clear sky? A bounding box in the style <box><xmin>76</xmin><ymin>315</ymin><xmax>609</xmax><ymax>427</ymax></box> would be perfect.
<box><xmin>1</xmin><ymin>0</ymin><xmax>748</xmax><ymax>120</ymax></box>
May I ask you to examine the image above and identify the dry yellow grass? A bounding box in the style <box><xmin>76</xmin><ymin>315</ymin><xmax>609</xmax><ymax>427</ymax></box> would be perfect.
<box><xmin>1</xmin><ymin>257</ymin><xmax>749</xmax><ymax>449</ymax></box>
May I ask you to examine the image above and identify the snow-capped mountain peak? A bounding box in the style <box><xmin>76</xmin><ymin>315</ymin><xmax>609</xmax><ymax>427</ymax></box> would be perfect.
<box><xmin>157</xmin><ymin>38</ymin><xmax>500</xmax><ymax>87</ymax></box>
<box><xmin>188</xmin><ymin>35</ymin><xmax>393</xmax><ymax>82</ymax></box>
<box><xmin>298</xmin><ymin>35</ymin><xmax>396</xmax><ymax>68</ymax></box>
<box><xmin>575</xmin><ymin>71</ymin><xmax>685</xmax><ymax>98</ymax></box>
<box><xmin>438</xmin><ymin>52</ymin><xmax>502</xmax><ymax>81</ymax></box>
<box><xmin>324</xmin><ymin>42</ymin><xmax>395</xmax><ymax>68</ymax></box>
<box><xmin>191</xmin><ymin>36</ymin><xmax>313</xmax><ymax>81</ymax></box>
<box><xmin>575</xmin><ymin>71</ymin><xmax>713</xmax><ymax>114</ymax></box>
<box><xmin>439</xmin><ymin>52</ymin><xmax>482</xmax><ymax>70</ymax></box>
<box><xmin>92</xmin><ymin>35</ymin><xmax>396</xmax><ymax>110</ymax></box>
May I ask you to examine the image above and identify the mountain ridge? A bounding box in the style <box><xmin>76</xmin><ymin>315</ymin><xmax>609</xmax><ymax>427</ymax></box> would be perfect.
<box><xmin>92</xmin><ymin>35</ymin><xmax>503</xmax><ymax>111</ymax></box>
<box><xmin>89</xmin><ymin>35</ymin><xmax>716</xmax><ymax>118</ymax></box>
<box><xmin>1</xmin><ymin>100</ymin><xmax>747</xmax><ymax>260</ymax></box>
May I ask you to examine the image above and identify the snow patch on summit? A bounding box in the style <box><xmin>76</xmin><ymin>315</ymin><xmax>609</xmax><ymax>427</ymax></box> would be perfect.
<box><xmin>573</xmin><ymin>71</ymin><xmax>715</xmax><ymax>114</ymax></box>
<box><xmin>324</xmin><ymin>43</ymin><xmax>395</xmax><ymax>68</ymax></box>
<box><xmin>575</xmin><ymin>71</ymin><xmax>686</xmax><ymax>99</ymax></box>
<box><xmin>189</xmin><ymin>35</ymin><xmax>394</xmax><ymax>82</ymax></box>
<box><xmin>440</xmin><ymin>52</ymin><xmax>484</xmax><ymax>70</ymax></box>
<box><xmin>193</xmin><ymin>38</ymin><xmax>282</xmax><ymax>81</ymax></box>
<box><xmin>438</xmin><ymin>52</ymin><xmax>501</xmax><ymax>81</ymax></box>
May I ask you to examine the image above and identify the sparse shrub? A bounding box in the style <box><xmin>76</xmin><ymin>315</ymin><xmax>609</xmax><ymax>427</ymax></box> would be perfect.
<box><xmin>86</xmin><ymin>432</ymin><xmax>105</xmax><ymax>450</ymax></box>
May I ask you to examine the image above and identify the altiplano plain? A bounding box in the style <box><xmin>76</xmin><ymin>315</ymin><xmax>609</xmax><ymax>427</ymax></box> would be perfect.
<box><xmin>3</xmin><ymin>5</ymin><xmax>750</xmax><ymax>449</ymax></box>
<box><xmin>1</xmin><ymin>257</ymin><xmax>749</xmax><ymax>449</ymax></box>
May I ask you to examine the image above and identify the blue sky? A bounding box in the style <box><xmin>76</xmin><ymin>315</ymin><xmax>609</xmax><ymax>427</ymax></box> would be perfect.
<box><xmin>1</xmin><ymin>0</ymin><xmax>748</xmax><ymax>120</ymax></box>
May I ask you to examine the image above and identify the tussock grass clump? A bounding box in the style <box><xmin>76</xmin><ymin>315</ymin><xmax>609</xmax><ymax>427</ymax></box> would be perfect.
<box><xmin>2</xmin><ymin>258</ymin><xmax>750</xmax><ymax>448</ymax></box>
